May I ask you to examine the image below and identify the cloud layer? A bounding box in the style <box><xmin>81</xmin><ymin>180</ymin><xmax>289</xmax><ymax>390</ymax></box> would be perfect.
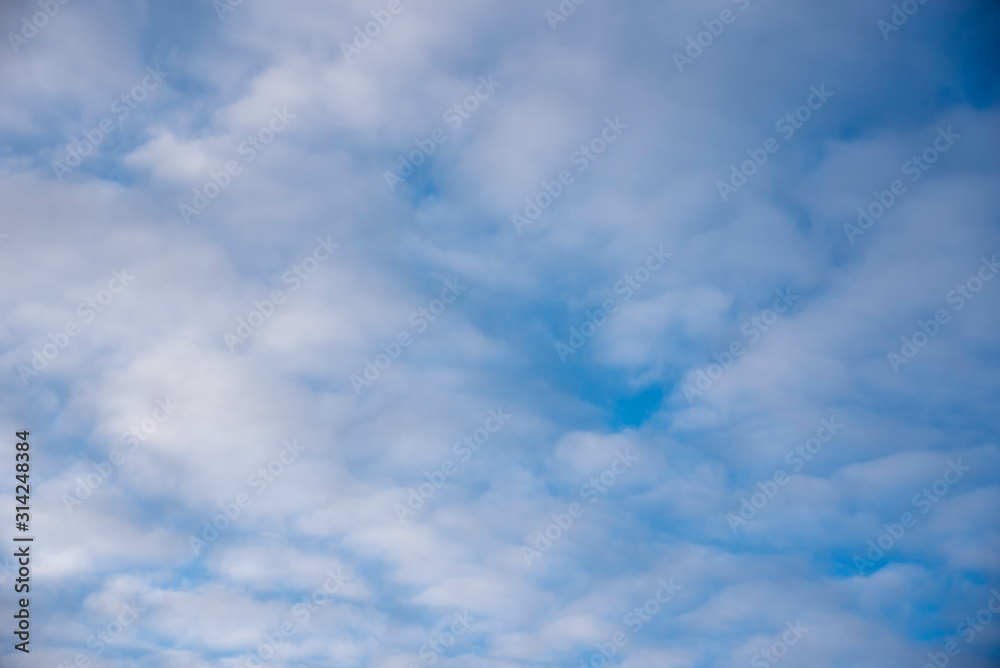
<box><xmin>1</xmin><ymin>0</ymin><xmax>999</xmax><ymax>666</ymax></box>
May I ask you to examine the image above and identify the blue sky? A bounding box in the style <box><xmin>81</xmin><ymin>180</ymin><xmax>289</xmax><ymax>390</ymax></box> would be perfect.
<box><xmin>1</xmin><ymin>0</ymin><xmax>999</xmax><ymax>666</ymax></box>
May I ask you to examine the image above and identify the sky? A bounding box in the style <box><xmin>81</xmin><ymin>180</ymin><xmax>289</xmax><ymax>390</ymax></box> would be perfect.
<box><xmin>0</xmin><ymin>0</ymin><xmax>999</xmax><ymax>666</ymax></box>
